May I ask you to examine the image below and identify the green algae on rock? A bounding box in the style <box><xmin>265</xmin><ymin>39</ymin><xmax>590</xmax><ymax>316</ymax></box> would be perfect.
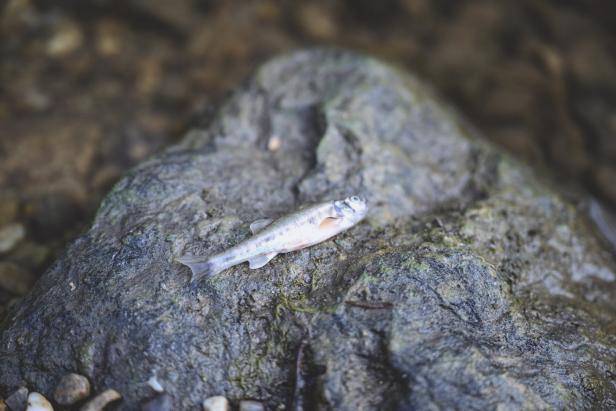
<box><xmin>1</xmin><ymin>49</ymin><xmax>615</xmax><ymax>409</ymax></box>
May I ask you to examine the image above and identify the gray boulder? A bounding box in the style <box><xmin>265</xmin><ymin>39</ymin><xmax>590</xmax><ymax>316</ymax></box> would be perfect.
<box><xmin>1</xmin><ymin>49</ymin><xmax>615</xmax><ymax>410</ymax></box>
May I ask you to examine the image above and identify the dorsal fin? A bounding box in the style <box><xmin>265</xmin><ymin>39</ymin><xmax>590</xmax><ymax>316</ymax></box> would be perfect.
<box><xmin>250</xmin><ymin>218</ymin><xmax>273</xmax><ymax>234</ymax></box>
<box><xmin>248</xmin><ymin>252</ymin><xmax>278</xmax><ymax>269</ymax></box>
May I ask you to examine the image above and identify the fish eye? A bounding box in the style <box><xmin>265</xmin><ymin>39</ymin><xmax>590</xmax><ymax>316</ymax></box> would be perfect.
<box><xmin>350</xmin><ymin>196</ymin><xmax>360</xmax><ymax>202</ymax></box>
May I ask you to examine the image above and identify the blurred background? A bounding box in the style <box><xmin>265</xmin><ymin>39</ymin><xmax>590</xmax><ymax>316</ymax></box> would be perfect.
<box><xmin>1</xmin><ymin>0</ymin><xmax>615</xmax><ymax>317</ymax></box>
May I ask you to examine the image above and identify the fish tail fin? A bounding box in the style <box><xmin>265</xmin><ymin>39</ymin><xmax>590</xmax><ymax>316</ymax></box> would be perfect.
<box><xmin>176</xmin><ymin>255</ymin><xmax>223</xmax><ymax>282</ymax></box>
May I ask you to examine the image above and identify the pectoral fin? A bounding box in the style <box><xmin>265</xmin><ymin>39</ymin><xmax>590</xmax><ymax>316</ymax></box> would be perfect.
<box><xmin>248</xmin><ymin>252</ymin><xmax>278</xmax><ymax>269</ymax></box>
<box><xmin>250</xmin><ymin>218</ymin><xmax>274</xmax><ymax>234</ymax></box>
<box><xmin>319</xmin><ymin>217</ymin><xmax>340</xmax><ymax>230</ymax></box>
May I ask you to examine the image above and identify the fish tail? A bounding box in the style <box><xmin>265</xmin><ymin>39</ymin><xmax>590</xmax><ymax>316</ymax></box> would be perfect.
<box><xmin>177</xmin><ymin>255</ymin><xmax>224</xmax><ymax>282</ymax></box>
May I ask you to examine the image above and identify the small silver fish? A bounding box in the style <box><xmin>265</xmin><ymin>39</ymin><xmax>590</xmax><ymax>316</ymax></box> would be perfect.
<box><xmin>178</xmin><ymin>196</ymin><xmax>368</xmax><ymax>281</ymax></box>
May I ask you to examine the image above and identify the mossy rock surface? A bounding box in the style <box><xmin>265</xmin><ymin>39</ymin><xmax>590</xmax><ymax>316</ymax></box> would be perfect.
<box><xmin>1</xmin><ymin>49</ymin><xmax>615</xmax><ymax>410</ymax></box>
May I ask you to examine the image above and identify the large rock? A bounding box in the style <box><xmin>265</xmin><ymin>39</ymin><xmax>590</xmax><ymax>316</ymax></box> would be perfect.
<box><xmin>1</xmin><ymin>49</ymin><xmax>615</xmax><ymax>409</ymax></box>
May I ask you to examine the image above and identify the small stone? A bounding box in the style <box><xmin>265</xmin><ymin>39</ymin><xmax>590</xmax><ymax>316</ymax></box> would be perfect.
<box><xmin>22</xmin><ymin>89</ymin><xmax>51</xmax><ymax>112</ymax></box>
<box><xmin>47</xmin><ymin>19</ymin><xmax>83</xmax><ymax>56</ymax></box>
<box><xmin>5</xmin><ymin>387</ymin><xmax>28</xmax><ymax>411</ymax></box>
<box><xmin>141</xmin><ymin>393</ymin><xmax>172</xmax><ymax>411</ymax></box>
<box><xmin>239</xmin><ymin>400</ymin><xmax>264</xmax><ymax>411</ymax></box>
<box><xmin>202</xmin><ymin>396</ymin><xmax>228</xmax><ymax>411</ymax></box>
<box><xmin>267</xmin><ymin>135</ymin><xmax>281</xmax><ymax>151</ymax></box>
<box><xmin>78</xmin><ymin>389</ymin><xmax>121</xmax><ymax>411</ymax></box>
<box><xmin>146</xmin><ymin>376</ymin><xmax>163</xmax><ymax>393</ymax></box>
<box><xmin>0</xmin><ymin>223</ymin><xmax>25</xmax><ymax>253</ymax></box>
<box><xmin>298</xmin><ymin>3</ymin><xmax>337</xmax><ymax>39</ymax></box>
<box><xmin>53</xmin><ymin>373</ymin><xmax>91</xmax><ymax>406</ymax></box>
<box><xmin>0</xmin><ymin>398</ymin><xmax>8</xmax><ymax>411</ymax></box>
<box><xmin>25</xmin><ymin>393</ymin><xmax>53</xmax><ymax>411</ymax></box>
<box><xmin>95</xmin><ymin>19</ymin><xmax>125</xmax><ymax>56</ymax></box>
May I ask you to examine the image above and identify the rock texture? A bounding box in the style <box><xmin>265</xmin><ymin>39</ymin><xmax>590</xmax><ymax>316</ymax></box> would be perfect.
<box><xmin>1</xmin><ymin>50</ymin><xmax>615</xmax><ymax>410</ymax></box>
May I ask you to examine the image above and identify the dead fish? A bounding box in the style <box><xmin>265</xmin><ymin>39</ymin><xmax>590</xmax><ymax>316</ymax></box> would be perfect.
<box><xmin>178</xmin><ymin>196</ymin><xmax>368</xmax><ymax>281</ymax></box>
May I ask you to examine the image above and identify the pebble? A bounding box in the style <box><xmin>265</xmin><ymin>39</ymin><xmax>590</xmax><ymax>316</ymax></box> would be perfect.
<box><xmin>146</xmin><ymin>376</ymin><xmax>163</xmax><ymax>393</ymax></box>
<box><xmin>239</xmin><ymin>400</ymin><xmax>264</xmax><ymax>411</ymax></box>
<box><xmin>53</xmin><ymin>373</ymin><xmax>91</xmax><ymax>406</ymax></box>
<box><xmin>47</xmin><ymin>19</ymin><xmax>83</xmax><ymax>56</ymax></box>
<box><xmin>78</xmin><ymin>389</ymin><xmax>121</xmax><ymax>411</ymax></box>
<box><xmin>202</xmin><ymin>396</ymin><xmax>228</xmax><ymax>411</ymax></box>
<box><xmin>0</xmin><ymin>223</ymin><xmax>25</xmax><ymax>253</ymax></box>
<box><xmin>22</xmin><ymin>88</ymin><xmax>51</xmax><ymax>112</ymax></box>
<box><xmin>5</xmin><ymin>387</ymin><xmax>28</xmax><ymax>411</ymax></box>
<box><xmin>0</xmin><ymin>399</ymin><xmax>7</xmax><ymax>411</ymax></box>
<box><xmin>25</xmin><ymin>393</ymin><xmax>53</xmax><ymax>411</ymax></box>
<box><xmin>267</xmin><ymin>135</ymin><xmax>281</xmax><ymax>151</ymax></box>
<box><xmin>95</xmin><ymin>19</ymin><xmax>125</xmax><ymax>56</ymax></box>
<box><xmin>297</xmin><ymin>3</ymin><xmax>337</xmax><ymax>39</ymax></box>
<box><xmin>141</xmin><ymin>393</ymin><xmax>172</xmax><ymax>411</ymax></box>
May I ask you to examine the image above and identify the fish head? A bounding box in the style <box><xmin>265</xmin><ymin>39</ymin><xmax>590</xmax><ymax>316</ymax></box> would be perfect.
<box><xmin>333</xmin><ymin>195</ymin><xmax>368</xmax><ymax>227</ymax></box>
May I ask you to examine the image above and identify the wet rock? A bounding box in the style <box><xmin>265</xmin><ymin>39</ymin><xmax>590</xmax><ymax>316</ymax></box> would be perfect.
<box><xmin>77</xmin><ymin>390</ymin><xmax>121</xmax><ymax>411</ymax></box>
<box><xmin>141</xmin><ymin>394</ymin><xmax>171</xmax><ymax>411</ymax></box>
<box><xmin>202</xmin><ymin>396</ymin><xmax>228</xmax><ymax>411</ymax></box>
<box><xmin>0</xmin><ymin>223</ymin><xmax>25</xmax><ymax>253</ymax></box>
<box><xmin>238</xmin><ymin>400</ymin><xmax>264</xmax><ymax>411</ymax></box>
<box><xmin>5</xmin><ymin>387</ymin><xmax>28</xmax><ymax>411</ymax></box>
<box><xmin>53</xmin><ymin>373</ymin><xmax>90</xmax><ymax>406</ymax></box>
<box><xmin>1</xmin><ymin>50</ymin><xmax>615</xmax><ymax>410</ymax></box>
<box><xmin>25</xmin><ymin>393</ymin><xmax>52</xmax><ymax>411</ymax></box>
